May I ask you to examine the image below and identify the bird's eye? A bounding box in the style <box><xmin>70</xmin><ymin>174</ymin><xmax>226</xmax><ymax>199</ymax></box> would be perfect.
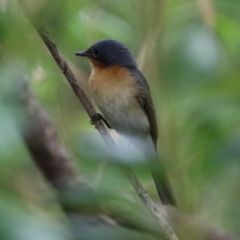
<box><xmin>93</xmin><ymin>49</ymin><xmax>99</xmax><ymax>57</ymax></box>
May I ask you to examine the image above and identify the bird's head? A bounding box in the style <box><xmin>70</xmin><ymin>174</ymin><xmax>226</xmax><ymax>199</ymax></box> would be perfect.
<box><xmin>75</xmin><ymin>39</ymin><xmax>137</xmax><ymax>68</ymax></box>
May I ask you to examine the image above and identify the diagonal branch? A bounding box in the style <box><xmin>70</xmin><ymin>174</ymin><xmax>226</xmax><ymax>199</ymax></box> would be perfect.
<box><xmin>17</xmin><ymin>1</ymin><xmax>179</xmax><ymax>240</ymax></box>
<box><xmin>15</xmin><ymin>80</ymin><xmax>79</xmax><ymax>190</ymax></box>
<box><xmin>12</xmin><ymin>78</ymin><xmax>240</xmax><ymax>240</ymax></box>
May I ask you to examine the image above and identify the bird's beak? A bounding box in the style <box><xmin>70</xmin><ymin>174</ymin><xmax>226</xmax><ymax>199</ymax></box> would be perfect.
<box><xmin>75</xmin><ymin>50</ymin><xmax>89</xmax><ymax>57</ymax></box>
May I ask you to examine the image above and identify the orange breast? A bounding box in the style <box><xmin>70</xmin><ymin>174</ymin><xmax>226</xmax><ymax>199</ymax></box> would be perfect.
<box><xmin>88</xmin><ymin>65</ymin><xmax>150</xmax><ymax>137</ymax></box>
<box><xmin>89</xmin><ymin>65</ymin><xmax>137</xmax><ymax>105</ymax></box>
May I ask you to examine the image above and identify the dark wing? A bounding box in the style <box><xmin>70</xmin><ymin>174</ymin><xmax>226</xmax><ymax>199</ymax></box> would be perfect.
<box><xmin>130</xmin><ymin>69</ymin><xmax>176</xmax><ymax>206</ymax></box>
<box><xmin>131</xmin><ymin>68</ymin><xmax>158</xmax><ymax>150</ymax></box>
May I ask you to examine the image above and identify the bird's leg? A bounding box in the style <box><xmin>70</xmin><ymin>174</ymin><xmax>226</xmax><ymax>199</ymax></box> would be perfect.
<box><xmin>90</xmin><ymin>113</ymin><xmax>112</xmax><ymax>129</ymax></box>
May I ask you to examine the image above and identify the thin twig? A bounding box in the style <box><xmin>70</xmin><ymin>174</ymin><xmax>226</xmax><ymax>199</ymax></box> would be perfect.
<box><xmin>13</xmin><ymin>79</ymin><xmax>240</xmax><ymax>240</ymax></box>
<box><xmin>123</xmin><ymin>167</ymin><xmax>179</xmax><ymax>240</ymax></box>
<box><xmin>17</xmin><ymin>1</ymin><xmax>179</xmax><ymax>239</ymax></box>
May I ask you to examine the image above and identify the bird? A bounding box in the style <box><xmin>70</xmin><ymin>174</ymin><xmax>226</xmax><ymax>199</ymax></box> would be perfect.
<box><xmin>75</xmin><ymin>39</ymin><xmax>176</xmax><ymax>206</ymax></box>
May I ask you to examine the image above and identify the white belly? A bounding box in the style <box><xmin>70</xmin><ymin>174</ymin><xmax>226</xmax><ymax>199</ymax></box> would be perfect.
<box><xmin>94</xmin><ymin>93</ymin><xmax>150</xmax><ymax>137</ymax></box>
<box><xmin>89</xmin><ymin>66</ymin><xmax>150</xmax><ymax>138</ymax></box>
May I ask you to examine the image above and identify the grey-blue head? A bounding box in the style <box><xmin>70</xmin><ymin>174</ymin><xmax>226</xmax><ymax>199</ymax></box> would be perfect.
<box><xmin>75</xmin><ymin>39</ymin><xmax>137</xmax><ymax>68</ymax></box>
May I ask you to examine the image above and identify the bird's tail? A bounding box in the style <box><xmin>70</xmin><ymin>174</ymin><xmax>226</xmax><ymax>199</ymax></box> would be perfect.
<box><xmin>131</xmin><ymin>136</ymin><xmax>176</xmax><ymax>206</ymax></box>
<box><xmin>148</xmin><ymin>156</ymin><xmax>176</xmax><ymax>206</ymax></box>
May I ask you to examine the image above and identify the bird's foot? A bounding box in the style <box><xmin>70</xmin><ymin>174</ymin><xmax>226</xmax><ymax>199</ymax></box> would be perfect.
<box><xmin>90</xmin><ymin>113</ymin><xmax>112</xmax><ymax>129</ymax></box>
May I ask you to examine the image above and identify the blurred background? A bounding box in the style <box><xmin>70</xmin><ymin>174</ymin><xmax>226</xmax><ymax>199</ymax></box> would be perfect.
<box><xmin>0</xmin><ymin>0</ymin><xmax>240</xmax><ymax>239</ymax></box>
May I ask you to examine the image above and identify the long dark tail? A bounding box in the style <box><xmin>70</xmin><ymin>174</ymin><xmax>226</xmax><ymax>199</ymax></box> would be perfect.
<box><xmin>132</xmin><ymin>137</ymin><xmax>176</xmax><ymax>206</ymax></box>
<box><xmin>148</xmin><ymin>155</ymin><xmax>176</xmax><ymax>206</ymax></box>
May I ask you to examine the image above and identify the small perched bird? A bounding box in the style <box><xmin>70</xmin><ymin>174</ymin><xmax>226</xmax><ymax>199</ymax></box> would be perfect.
<box><xmin>75</xmin><ymin>39</ymin><xmax>176</xmax><ymax>206</ymax></box>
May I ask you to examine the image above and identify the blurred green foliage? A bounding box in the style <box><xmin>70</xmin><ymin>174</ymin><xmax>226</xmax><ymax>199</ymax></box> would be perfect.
<box><xmin>0</xmin><ymin>0</ymin><xmax>240</xmax><ymax>239</ymax></box>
